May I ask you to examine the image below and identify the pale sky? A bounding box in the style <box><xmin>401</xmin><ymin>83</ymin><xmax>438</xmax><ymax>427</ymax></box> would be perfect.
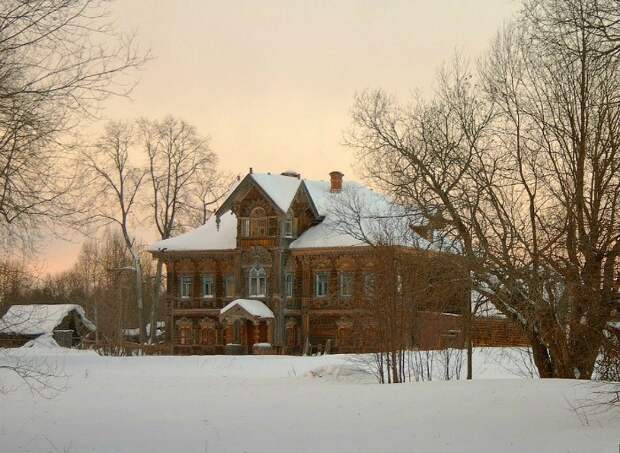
<box><xmin>38</xmin><ymin>0</ymin><xmax>518</xmax><ymax>275</ymax></box>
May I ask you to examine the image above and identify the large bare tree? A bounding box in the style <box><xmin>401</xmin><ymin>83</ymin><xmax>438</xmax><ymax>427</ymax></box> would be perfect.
<box><xmin>0</xmin><ymin>0</ymin><xmax>147</xmax><ymax>251</ymax></box>
<box><xmin>84</xmin><ymin>121</ymin><xmax>147</xmax><ymax>343</ymax></box>
<box><xmin>348</xmin><ymin>0</ymin><xmax>620</xmax><ymax>379</ymax></box>
<box><xmin>139</xmin><ymin>116</ymin><xmax>218</xmax><ymax>343</ymax></box>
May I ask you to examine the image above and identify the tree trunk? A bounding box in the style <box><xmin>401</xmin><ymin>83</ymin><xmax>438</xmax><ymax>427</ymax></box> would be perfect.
<box><xmin>94</xmin><ymin>295</ymin><xmax>100</xmax><ymax>344</ymax></box>
<box><xmin>133</xmin><ymin>255</ymin><xmax>145</xmax><ymax>344</ymax></box>
<box><xmin>530</xmin><ymin>334</ymin><xmax>554</xmax><ymax>378</ymax></box>
<box><xmin>465</xmin><ymin>292</ymin><xmax>473</xmax><ymax>380</ymax></box>
<box><xmin>149</xmin><ymin>259</ymin><xmax>163</xmax><ymax>344</ymax></box>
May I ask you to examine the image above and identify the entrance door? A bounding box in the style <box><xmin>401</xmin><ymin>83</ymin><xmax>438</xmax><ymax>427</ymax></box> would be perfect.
<box><xmin>246</xmin><ymin>320</ymin><xmax>256</xmax><ymax>351</ymax></box>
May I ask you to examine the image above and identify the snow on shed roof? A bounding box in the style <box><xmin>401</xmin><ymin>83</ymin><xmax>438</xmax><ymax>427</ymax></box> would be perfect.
<box><xmin>0</xmin><ymin>304</ymin><xmax>95</xmax><ymax>336</ymax></box>
<box><xmin>148</xmin><ymin>211</ymin><xmax>237</xmax><ymax>252</ymax></box>
<box><xmin>220</xmin><ymin>299</ymin><xmax>275</xmax><ymax>319</ymax></box>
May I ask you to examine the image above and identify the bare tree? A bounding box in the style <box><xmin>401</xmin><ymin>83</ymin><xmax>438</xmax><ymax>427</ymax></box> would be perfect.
<box><xmin>84</xmin><ymin>121</ymin><xmax>147</xmax><ymax>343</ymax></box>
<box><xmin>139</xmin><ymin>116</ymin><xmax>220</xmax><ymax>343</ymax></box>
<box><xmin>347</xmin><ymin>0</ymin><xmax>620</xmax><ymax>380</ymax></box>
<box><xmin>0</xmin><ymin>0</ymin><xmax>148</xmax><ymax>252</ymax></box>
<box><xmin>188</xmin><ymin>169</ymin><xmax>232</xmax><ymax>228</ymax></box>
<box><xmin>330</xmin><ymin>187</ymin><xmax>469</xmax><ymax>383</ymax></box>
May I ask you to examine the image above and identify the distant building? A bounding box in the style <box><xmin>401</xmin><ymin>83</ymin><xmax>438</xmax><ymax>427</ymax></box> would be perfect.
<box><xmin>0</xmin><ymin>304</ymin><xmax>95</xmax><ymax>348</ymax></box>
<box><xmin>149</xmin><ymin>170</ymin><xmax>470</xmax><ymax>355</ymax></box>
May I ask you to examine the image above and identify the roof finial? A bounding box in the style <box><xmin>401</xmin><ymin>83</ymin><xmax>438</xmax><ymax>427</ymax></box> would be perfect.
<box><xmin>249</xmin><ymin>167</ymin><xmax>253</xmax><ymax>174</ymax></box>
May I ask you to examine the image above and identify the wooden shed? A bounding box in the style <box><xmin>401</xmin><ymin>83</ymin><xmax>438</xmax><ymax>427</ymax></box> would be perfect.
<box><xmin>0</xmin><ymin>304</ymin><xmax>95</xmax><ymax>348</ymax></box>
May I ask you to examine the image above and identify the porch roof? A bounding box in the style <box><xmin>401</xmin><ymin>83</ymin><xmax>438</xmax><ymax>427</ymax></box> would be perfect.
<box><xmin>220</xmin><ymin>299</ymin><xmax>275</xmax><ymax>321</ymax></box>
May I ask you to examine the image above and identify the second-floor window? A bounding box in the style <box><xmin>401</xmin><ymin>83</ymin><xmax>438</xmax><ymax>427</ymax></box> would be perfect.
<box><xmin>364</xmin><ymin>273</ymin><xmax>375</xmax><ymax>298</ymax></box>
<box><xmin>340</xmin><ymin>272</ymin><xmax>353</xmax><ymax>297</ymax></box>
<box><xmin>315</xmin><ymin>272</ymin><xmax>328</xmax><ymax>297</ymax></box>
<box><xmin>285</xmin><ymin>272</ymin><xmax>293</xmax><ymax>298</ymax></box>
<box><xmin>249</xmin><ymin>266</ymin><xmax>267</xmax><ymax>297</ymax></box>
<box><xmin>224</xmin><ymin>274</ymin><xmax>235</xmax><ymax>298</ymax></box>
<box><xmin>202</xmin><ymin>275</ymin><xmax>214</xmax><ymax>298</ymax></box>
<box><xmin>180</xmin><ymin>276</ymin><xmax>192</xmax><ymax>299</ymax></box>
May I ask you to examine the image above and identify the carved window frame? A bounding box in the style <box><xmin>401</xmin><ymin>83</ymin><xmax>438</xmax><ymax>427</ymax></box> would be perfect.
<box><xmin>179</xmin><ymin>275</ymin><xmax>193</xmax><ymax>299</ymax></box>
<box><xmin>224</xmin><ymin>274</ymin><xmax>235</xmax><ymax>298</ymax></box>
<box><xmin>340</xmin><ymin>272</ymin><xmax>354</xmax><ymax>297</ymax></box>
<box><xmin>249</xmin><ymin>266</ymin><xmax>267</xmax><ymax>297</ymax></box>
<box><xmin>315</xmin><ymin>272</ymin><xmax>328</xmax><ymax>297</ymax></box>
<box><xmin>285</xmin><ymin>272</ymin><xmax>293</xmax><ymax>298</ymax></box>
<box><xmin>202</xmin><ymin>274</ymin><xmax>215</xmax><ymax>298</ymax></box>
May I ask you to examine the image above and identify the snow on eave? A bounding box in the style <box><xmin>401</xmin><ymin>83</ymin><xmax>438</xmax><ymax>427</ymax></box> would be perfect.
<box><xmin>148</xmin><ymin>211</ymin><xmax>238</xmax><ymax>253</ymax></box>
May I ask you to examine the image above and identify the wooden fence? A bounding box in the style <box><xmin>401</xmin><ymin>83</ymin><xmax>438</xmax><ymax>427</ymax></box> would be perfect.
<box><xmin>81</xmin><ymin>340</ymin><xmax>172</xmax><ymax>356</ymax></box>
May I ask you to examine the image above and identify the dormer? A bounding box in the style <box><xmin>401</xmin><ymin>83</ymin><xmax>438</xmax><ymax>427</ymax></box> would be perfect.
<box><xmin>215</xmin><ymin>170</ymin><xmax>314</xmax><ymax>249</ymax></box>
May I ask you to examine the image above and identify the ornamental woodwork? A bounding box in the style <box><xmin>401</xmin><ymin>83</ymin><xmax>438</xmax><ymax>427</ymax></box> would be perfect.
<box><xmin>241</xmin><ymin>246</ymin><xmax>272</xmax><ymax>268</ymax></box>
<box><xmin>160</xmin><ymin>172</ymin><xmax>475</xmax><ymax>355</ymax></box>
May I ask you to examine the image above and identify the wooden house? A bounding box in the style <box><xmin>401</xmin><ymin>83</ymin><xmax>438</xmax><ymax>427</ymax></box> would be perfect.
<box><xmin>149</xmin><ymin>170</ymin><xmax>471</xmax><ymax>355</ymax></box>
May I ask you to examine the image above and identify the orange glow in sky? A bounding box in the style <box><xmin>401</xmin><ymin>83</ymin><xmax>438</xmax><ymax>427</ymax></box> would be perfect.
<box><xmin>36</xmin><ymin>0</ymin><xmax>518</xmax><ymax>275</ymax></box>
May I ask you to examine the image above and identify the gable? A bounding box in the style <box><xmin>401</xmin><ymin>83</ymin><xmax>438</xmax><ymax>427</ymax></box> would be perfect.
<box><xmin>216</xmin><ymin>173</ymin><xmax>302</xmax><ymax>218</ymax></box>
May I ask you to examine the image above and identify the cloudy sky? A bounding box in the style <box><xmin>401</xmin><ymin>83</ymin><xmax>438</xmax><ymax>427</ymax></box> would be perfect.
<box><xmin>40</xmin><ymin>0</ymin><xmax>517</xmax><ymax>274</ymax></box>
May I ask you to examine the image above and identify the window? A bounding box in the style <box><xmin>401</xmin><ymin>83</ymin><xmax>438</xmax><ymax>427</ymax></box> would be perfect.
<box><xmin>396</xmin><ymin>274</ymin><xmax>403</xmax><ymax>294</ymax></box>
<box><xmin>224</xmin><ymin>274</ymin><xmax>235</xmax><ymax>298</ymax></box>
<box><xmin>249</xmin><ymin>266</ymin><xmax>267</xmax><ymax>297</ymax></box>
<box><xmin>268</xmin><ymin>217</ymin><xmax>278</xmax><ymax>236</ymax></box>
<box><xmin>315</xmin><ymin>272</ymin><xmax>328</xmax><ymax>297</ymax></box>
<box><xmin>284</xmin><ymin>214</ymin><xmax>294</xmax><ymax>238</ymax></box>
<box><xmin>179</xmin><ymin>325</ymin><xmax>192</xmax><ymax>345</ymax></box>
<box><xmin>340</xmin><ymin>272</ymin><xmax>354</xmax><ymax>297</ymax></box>
<box><xmin>180</xmin><ymin>276</ymin><xmax>192</xmax><ymax>299</ymax></box>
<box><xmin>364</xmin><ymin>273</ymin><xmax>375</xmax><ymax>298</ymax></box>
<box><xmin>251</xmin><ymin>218</ymin><xmax>267</xmax><ymax>237</ymax></box>
<box><xmin>285</xmin><ymin>272</ymin><xmax>293</xmax><ymax>298</ymax></box>
<box><xmin>241</xmin><ymin>218</ymin><xmax>250</xmax><ymax>237</ymax></box>
<box><xmin>202</xmin><ymin>275</ymin><xmax>214</xmax><ymax>298</ymax></box>
<box><xmin>250</xmin><ymin>207</ymin><xmax>267</xmax><ymax>237</ymax></box>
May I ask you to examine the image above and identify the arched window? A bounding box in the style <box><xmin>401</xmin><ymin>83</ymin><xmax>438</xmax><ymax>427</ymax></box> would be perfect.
<box><xmin>249</xmin><ymin>266</ymin><xmax>267</xmax><ymax>297</ymax></box>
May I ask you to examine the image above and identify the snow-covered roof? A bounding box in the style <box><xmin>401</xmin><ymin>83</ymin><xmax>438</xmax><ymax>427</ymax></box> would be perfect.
<box><xmin>249</xmin><ymin>173</ymin><xmax>301</xmax><ymax>213</ymax></box>
<box><xmin>0</xmin><ymin>304</ymin><xmax>95</xmax><ymax>336</ymax></box>
<box><xmin>220</xmin><ymin>299</ymin><xmax>275</xmax><ymax>319</ymax></box>
<box><xmin>471</xmin><ymin>291</ymin><xmax>504</xmax><ymax>318</ymax></box>
<box><xmin>148</xmin><ymin>211</ymin><xmax>237</xmax><ymax>252</ymax></box>
<box><xmin>148</xmin><ymin>171</ymin><xmax>459</xmax><ymax>253</ymax></box>
<box><xmin>291</xmin><ymin>181</ymin><xmax>433</xmax><ymax>250</ymax></box>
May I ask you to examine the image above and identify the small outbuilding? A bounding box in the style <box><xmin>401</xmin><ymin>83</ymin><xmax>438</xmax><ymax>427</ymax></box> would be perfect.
<box><xmin>0</xmin><ymin>304</ymin><xmax>95</xmax><ymax>348</ymax></box>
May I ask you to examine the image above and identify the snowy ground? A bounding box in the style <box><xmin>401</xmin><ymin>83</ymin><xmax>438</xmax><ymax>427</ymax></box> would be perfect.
<box><xmin>0</xmin><ymin>345</ymin><xmax>618</xmax><ymax>453</ymax></box>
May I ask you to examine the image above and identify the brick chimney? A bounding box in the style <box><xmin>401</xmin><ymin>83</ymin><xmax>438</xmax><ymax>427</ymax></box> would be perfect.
<box><xmin>329</xmin><ymin>171</ymin><xmax>344</xmax><ymax>193</ymax></box>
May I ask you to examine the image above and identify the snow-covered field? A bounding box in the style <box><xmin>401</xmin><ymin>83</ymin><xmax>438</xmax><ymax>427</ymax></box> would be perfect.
<box><xmin>1</xmin><ymin>346</ymin><xmax>618</xmax><ymax>453</ymax></box>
